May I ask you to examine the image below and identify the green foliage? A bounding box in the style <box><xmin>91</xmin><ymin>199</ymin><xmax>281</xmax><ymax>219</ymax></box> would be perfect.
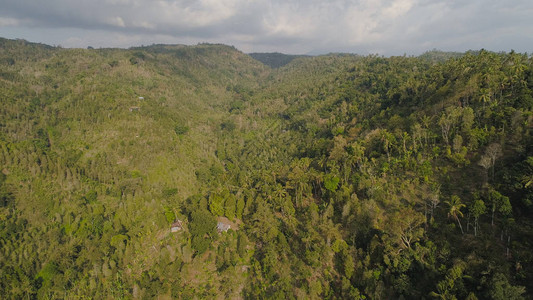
<box><xmin>110</xmin><ymin>234</ymin><xmax>128</xmax><ymax>249</ymax></box>
<box><xmin>237</xmin><ymin>231</ymin><xmax>248</xmax><ymax>258</ymax></box>
<box><xmin>208</xmin><ymin>193</ymin><xmax>225</xmax><ymax>216</ymax></box>
<box><xmin>162</xmin><ymin>188</ymin><xmax>178</xmax><ymax>197</ymax></box>
<box><xmin>224</xmin><ymin>193</ymin><xmax>236</xmax><ymax>220</ymax></box>
<box><xmin>220</xmin><ymin>120</ymin><xmax>236</xmax><ymax>131</ymax></box>
<box><xmin>343</xmin><ymin>250</ymin><xmax>354</xmax><ymax>279</ymax></box>
<box><xmin>84</xmin><ymin>190</ymin><xmax>98</xmax><ymax>203</ymax></box>
<box><xmin>1</xmin><ymin>38</ymin><xmax>532</xmax><ymax>299</ymax></box>
<box><xmin>189</xmin><ymin>209</ymin><xmax>216</xmax><ymax>254</ymax></box>
<box><xmin>236</xmin><ymin>196</ymin><xmax>245</xmax><ymax>219</ymax></box>
<box><xmin>249</xmin><ymin>52</ymin><xmax>309</xmax><ymax>68</ymax></box>
<box><xmin>36</xmin><ymin>262</ymin><xmax>58</xmax><ymax>285</ymax></box>
<box><xmin>487</xmin><ymin>273</ymin><xmax>525</xmax><ymax>300</ymax></box>
<box><xmin>174</xmin><ymin>124</ymin><xmax>189</xmax><ymax>135</ymax></box>
<box><xmin>164</xmin><ymin>206</ymin><xmax>175</xmax><ymax>223</ymax></box>
<box><xmin>431</xmin><ymin>261</ymin><xmax>466</xmax><ymax>299</ymax></box>
<box><xmin>324</xmin><ymin>174</ymin><xmax>340</xmax><ymax>192</ymax></box>
<box><xmin>471</xmin><ymin>200</ymin><xmax>486</xmax><ymax>219</ymax></box>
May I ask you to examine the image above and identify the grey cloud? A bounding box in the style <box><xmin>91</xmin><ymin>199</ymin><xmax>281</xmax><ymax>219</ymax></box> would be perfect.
<box><xmin>0</xmin><ymin>0</ymin><xmax>531</xmax><ymax>55</ymax></box>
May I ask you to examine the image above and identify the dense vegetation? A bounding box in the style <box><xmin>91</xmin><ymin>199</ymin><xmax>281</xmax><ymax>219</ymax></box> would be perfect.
<box><xmin>1</xmin><ymin>37</ymin><xmax>532</xmax><ymax>299</ymax></box>
<box><xmin>249</xmin><ymin>52</ymin><xmax>309</xmax><ymax>68</ymax></box>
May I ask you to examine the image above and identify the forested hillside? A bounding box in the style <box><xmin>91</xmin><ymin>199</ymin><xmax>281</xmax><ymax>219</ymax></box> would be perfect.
<box><xmin>1</xmin><ymin>38</ymin><xmax>532</xmax><ymax>299</ymax></box>
<box><xmin>249</xmin><ymin>52</ymin><xmax>309</xmax><ymax>68</ymax></box>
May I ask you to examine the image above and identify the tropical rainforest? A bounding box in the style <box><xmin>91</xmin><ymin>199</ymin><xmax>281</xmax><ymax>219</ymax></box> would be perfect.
<box><xmin>0</xmin><ymin>37</ymin><xmax>532</xmax><ymax>299</ymax></box>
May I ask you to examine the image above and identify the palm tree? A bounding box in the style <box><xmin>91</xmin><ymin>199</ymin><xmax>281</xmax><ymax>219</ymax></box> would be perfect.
<box><xmin>272</xmin><ymin>183</ymin><xmax>287</xmax><ymax>212</ymax></box>
<box><xmin>445</xmin><ymin>195</ymin><xmax>466</xmax><ymax>234</ymax></box>
<box><xmin>380</xmin><ymin>129</ymin><xmax>395</xmax><ymax>161</ymax></box>
<box><xmin>420</xmin><ymin>115</ymin><xmax>432</xmax><ymax>146</ymax></box>
<box><xmin>479</xmin><ymin>88</ymin><xmax>491</xmax><ymax>110</ymax></box>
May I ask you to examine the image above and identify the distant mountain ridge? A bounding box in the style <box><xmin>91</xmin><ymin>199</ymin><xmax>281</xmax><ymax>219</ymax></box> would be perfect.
<box><xmin>248</xmin><ymin>52</ymin><xmax>310</xmax><ymax>68</ymax></box>
<box><xmin>417</xmin><ymin>49</ymin><xmax>465</xmax><ymax>62</ymax></box>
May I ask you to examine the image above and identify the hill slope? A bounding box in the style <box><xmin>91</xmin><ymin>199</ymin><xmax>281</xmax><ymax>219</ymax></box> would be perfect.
<box><xmin>1</xmin><ymin>38</ymin><xmax>532</xmax><ymax>299</ymax></box>
<box><xmin>249</xmin><ymin>52</ymin><xmax>310</xmax><ymax>68</ymax></box>
<box><xmin>0</xmin><ymin>38</ymin><xmax>268</xmax><ymax>298</ymax></box>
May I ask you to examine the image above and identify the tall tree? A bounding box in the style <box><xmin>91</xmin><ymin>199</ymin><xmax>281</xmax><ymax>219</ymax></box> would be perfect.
<box><xmin>445</xmin><ymin>195</ymin><xmax>466</xmax><ymax>234</ymax></box>
<box><xmin>470</xmin><ymin>199</ymin><xmax>486</xmax><ymax>236</ymax></box>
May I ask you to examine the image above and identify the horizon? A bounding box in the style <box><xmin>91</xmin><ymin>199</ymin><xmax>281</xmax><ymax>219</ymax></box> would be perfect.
<box><xmin>1</xmin><ymin>36</ymin><xmax>526</xmax><ymax>58</ymax></box>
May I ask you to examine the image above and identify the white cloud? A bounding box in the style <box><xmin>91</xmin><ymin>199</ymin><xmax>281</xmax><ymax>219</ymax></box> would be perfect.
<box><xmin>108</xmin><ymin>16</ymin><xmax>126</xmax><ymax>28</ymax></box>
<box><xmin>383</xmin><ymin>0</ymin><xmax>415</xmax><ymax>19</ymax></box>
<box><xmin>154</xmin><ymin>0</ymin><xmax>240</xmax><ymax>27</ymax></box>
<box><xmin>0</xmin><ymin>17</ymin><xmax>20</xmax><ymax>26</ymax></box>
<box><xmin>262</xmin><ymin>3</ymin><xmax>316</xmax><ymax>37</ymax></box>
<box><xmin>137</xmin><ymin>21</ymin><xmax>155</xmax><ymax>30</ymax></box>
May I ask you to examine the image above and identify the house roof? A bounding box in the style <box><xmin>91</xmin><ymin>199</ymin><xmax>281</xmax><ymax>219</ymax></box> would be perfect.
<box><xmin>171</xmin><ymin>219</ymin><xmax>183</xmax><ymax>228</ymax></box>
<box><xmin>217</xmin><ymin>222</ymin><xmax>230</xmax><ymax>232</ymax></box>
<box><xmin>216</xmin><ymin>216</ymin><xmax>237</xmax><ymax>233</ymax></box>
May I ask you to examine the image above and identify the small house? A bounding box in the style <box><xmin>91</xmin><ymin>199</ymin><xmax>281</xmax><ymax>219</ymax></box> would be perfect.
<box><xmin>216</xmin><ymin>216</ymin><xmax>237</xmax><ymax>233</ymax></box>
<box><xmin>217</xmin><ymin>221</ymin><xmax>231</xmax><ymax>233</ymax></box>
<box><xmin>171</xmin><ymin>220</ymin><xmax>183</xmax><ymax>232</ymax></box>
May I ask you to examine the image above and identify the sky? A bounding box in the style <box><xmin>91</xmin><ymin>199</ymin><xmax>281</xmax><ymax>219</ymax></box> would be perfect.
<box><xmin>0</xmin><ymin>0</ymin><xmax>532</xmax><ymax>55</ymax></box>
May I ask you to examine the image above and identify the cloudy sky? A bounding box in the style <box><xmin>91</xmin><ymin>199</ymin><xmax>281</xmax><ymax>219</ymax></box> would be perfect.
<box><xmin>0</xmin><ymin>0</ymin><xmax>532</xmax><ymax>55</ymax></box>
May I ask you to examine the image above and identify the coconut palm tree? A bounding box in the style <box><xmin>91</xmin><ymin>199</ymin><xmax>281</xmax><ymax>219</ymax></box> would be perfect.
<box><xmin>445</xmin><ymin>195</ymin><xmax>466</xmax><ymax>234</ymax></box>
